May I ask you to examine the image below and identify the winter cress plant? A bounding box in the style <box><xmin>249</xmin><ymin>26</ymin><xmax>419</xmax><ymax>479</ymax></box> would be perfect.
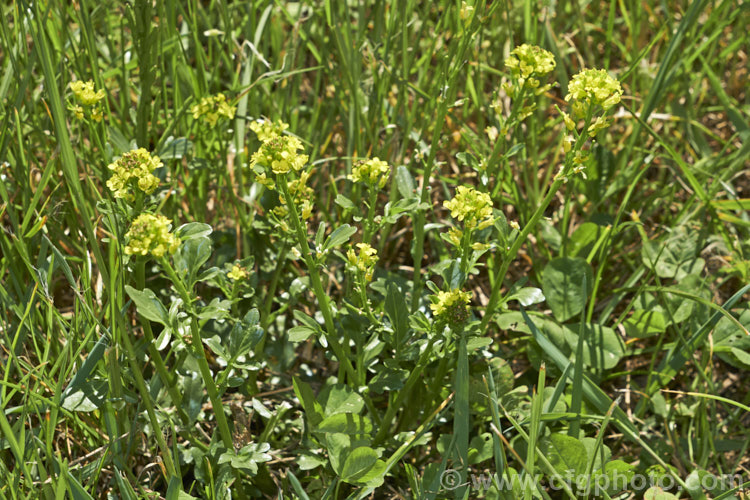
<box><xmin>4</xmin><ymin>1</ymin><xmax>748</xmax><ymax>499</ymax></box>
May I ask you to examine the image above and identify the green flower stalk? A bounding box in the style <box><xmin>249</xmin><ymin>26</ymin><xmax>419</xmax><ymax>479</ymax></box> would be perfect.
<box><xmin>249</xmin><ymin>118</ymin><xmax>289</xmax><ymax>142</ymax></box>
<box><xmin>124</xmin><ymin>214</ymin><xmax>180</xmax><ymax>258</ymax></box>
<box><xmin>107</xmin><ymin>148</ymin><xmax>162</xmax><ymax>201</ymax></box>
<box><xmin>191</xmin><ymin>93</ymin><xmax>236</xmax><ymax>128</ymax></box>
<box><xmin>481</xmin><ymin>69</ymin><xmax>623</xmax><ymax>330</ymax></box>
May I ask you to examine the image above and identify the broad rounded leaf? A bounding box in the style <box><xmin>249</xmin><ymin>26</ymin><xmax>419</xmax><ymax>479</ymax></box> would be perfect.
<box><xmin>125</xmin><ymin>285</ymin><xmax>169</xmax><ymax>325</ymax></box>
<box><xmin>542</xmin><ymin>257</ymin><xmax>593</xmax><ymax>322</ymax></box>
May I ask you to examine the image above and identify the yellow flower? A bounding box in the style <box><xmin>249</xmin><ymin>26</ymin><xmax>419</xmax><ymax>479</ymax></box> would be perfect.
<box><xmin>348</xmin><ymin>158</ymin><xmax>391</xmax><ymax>188</ymax></box>
<box><xmin>106</xmin><ymin>148</ymin><xmax>162</xmax><ymax>201</ymax></box>
<box><xmin>124</xmin><ymin>214</ymin><xmax>180</xmax><ymax>258</ymax></box>
<box><xmin>347</xmin><ymin>243</ymin><xmax>378</xmax><ymax>281</ymax></box>
<box><xmin>446</xmin><ymin>227</ymin><xmax>463</xmax><ymax>247</ymax></box>
<box><xmin>249</xmin><ymin>119</ymin><xmax>289</xmax><ymax>142</ymax></box>
<box><xmin>191</xmin><ymin>93</ymin><xmax>236</xmax><ymax>127</ymax></box>
<box><xmin>430</xmin><ymin>289</ymin><xmax>471</xmax><ymax>325</ymax></box>
<box><xmin>565</xmin><ymin>68</ymin><xmax>622</xmax><ymax>119</ymax></box>
<box><xmin>444</xmin><ymin>185</ymin><xmax>494</xmax><ymax>230</ymax></box>
<box><xmin>228</xmin><ymin>264</ymin><xmax>248</xmax><ymax>281</ymax></box>
<box><xmin>562</xmin><ymin>111</ymin><xmax>576</xmax><ymax>131</ymax></box>
<box><xmin>250</xmin><ymin>135</ymin><xmax>308</xmax><ymax>175</ymax></box>
<box><xmin>69</xmin><ymin>80</ymin><xmax>106</xmax><ymax>106</ymax></box>
<box><xmin>255</xmin><ymin>172</ymin><xmax>275</xmax><ymax>189</ymax></box>
<box><xmin>70</xmin><ymin>105</ymin><xmax>84</xmax><ymax>120</ymax></box>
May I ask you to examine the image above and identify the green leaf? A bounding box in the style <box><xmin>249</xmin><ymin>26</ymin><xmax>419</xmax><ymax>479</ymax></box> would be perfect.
<box><xmin>542</xmin><ymin>257</ymin><xmax>593</xmax><ymax>322</ymax></box>
<box><xmin>353</xmin><ymin>459</ymin><xmax>387</xmax><ymax>488</ymax></box>
<box><xmin>567</xmin><ymin>222</ymin><xmax>602</xmax><ymax>258</ymax></box>
<box><xmin>125</xmin><ymin>285</ymin><xmax>169</xmax><ymax>325</ymax></box>
<box><xmin>319</xmin><ymin>384</ymin><xmax>365</xmax><ymax>417</ymax></box>
<box><xmin>562</xmin><ymin>323</ymin><xmax>625</xmax><ymax>370</ymax></box>
<box><xmin>166</xmin><ymin>476</ymin><xmax>198</xmax><ymax>500</ymax></box>
<box><xmin>218</xmin><ymin>442</ymin><xmax>271</xmax><ymax>475</ymax></box>
<box><xmin>592</xmin><ymin>460</ymin><xmax>635</xmax><ymax>495</ymax></box>
<box><xmin>288</xmin><ymin>325</ymin><xmax>316</xmax><ymax>342</ymax></box>
<box><xmin>61</xmin><ymin>334</ymin><xmax>108</xmax><ymax>406</ymax></box>
<box><xmin>229</xmin><ymin>308</ymin><xmax>264</xmax><ymax>354</ymax></box>
<box><xmin>538</xmin><ymin>433</ymin><xmax>588</xmax><ymax>477</ymax></box>
<box><xmin>335</xmin><ymin>194</ymin><xmax>355</xmax><ymax>209</ymax></box>
<box><xmin>468</xmin><ymin>433</ymin><xmax>494</xmax><ymax>465</ymax></box>
<box><xmin>158</xmin><ymin>137</ymin><xmax>193</xmax><ymax>160</ymax></box>
<box><xmin>67</xmin><ymin>471</ymin><xmax>95</xmax><ymax>500</ymax></box>
<box><xmin>61</xmin><ymin>378</ymin><xmax>108</xmax><ymax>412</ymax></box>
<box><xmin>340</xmin><ymin>446</ymin><xmax>378</xmax><ymax>482</ymax></box>
<box><xmin>623</xmin><ymin>309</ymin><xmax>667</xmax><ymax>338</ymax></box>
<box><xmin>643</xmin><ymin>487</ymin><xmax>680</xmax><ymax>500</ymax></box>
<box><xmin>316</xmin><ymin>413</ymin><xmax>373</xmax><ymax>435</ymax></box>
<box><xmin>395</xmin><ymin>165</ymin><xmax>415</xmax><ymax>199</ymax></box>
<box><xmin>292</xmin><ymin>377</ymin><xmax>324</xmax><ymax>426</ymax></box>
<box><xmin>176</xmin><ymin>222</ymin><xmax>213</xmax><ymax>240</ymax></box>
<box><xmin>175</xmin><ymin>236</ymin><xmax>212</xmax><ymax>281</ymax></box>
<box><xmin>641</xmin><ymin>227</ymin><xmax>705</xmax><ymax>280</ymax></box>
<box><xmin>323</xmin><ymin>224</ymin><xmax>357</xmax><ymax>251</ymax></box>
<box><xmin>384</xmin><ymin>283</ymin><xmax>409</xmax><ymax>346</ymax></box>
<box><xmin>508</xmin><ymin>287</ymin><xmax>545</xmax><ymax>307</ymax></box>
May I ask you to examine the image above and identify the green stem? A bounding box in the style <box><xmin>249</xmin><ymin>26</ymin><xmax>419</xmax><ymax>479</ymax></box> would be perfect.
<box><xmin>119</xmin><ymin>325</ymin><xmax>177</xmax><ymax>478</ymax></box>
<box><xmin>133</xmin><ymin>0</ymin><xmax>155</xmax><ymax>148</ymax></box>
<box><xmin>160</xmin><ymin>259</ymin><xmax>235</xmax><ymax>449</ymax></box>
<box><xmin>453</xmin><ymin>331</ymin><xmax>470</xmax><ymax>499</ymax></box>
<box><xmin>135</xmin><ymin>259</ymin><xmax>191</xmax><ymax>426</ymax></box>
<box><xmin>277</xmin><ymin>174</ymin><xmax>359</xmax><ymax>385</ymax></box>
<box><xmin>362</xmin><ymin>186</ymin><xmax>379</xmax><ymax>243</ymax></box>
<box><xmin>480</xmin><ymin>176</ymin><xmax>565</xmax><ymax>331</ymax></box>
<box><xmin>481</xmin><ymin>115</ymin><xmax>594</xmax><ymax>330</ymax></box>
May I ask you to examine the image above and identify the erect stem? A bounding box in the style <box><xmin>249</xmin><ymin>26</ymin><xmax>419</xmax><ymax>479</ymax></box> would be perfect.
<box><xmin>277</xmin><ymin>174</ymin><xmax>359</xmax><ymax>385</ymax></box>
<box><xmin>160</xmin><ymin>260</ymin><xmax>235</xmax><ymax>448</ymax></box>
<box><xmin>119</xmin><ymin>325</ymin><xmax>177</xmax><ymax>478</ymax></box>
<box><xmin>480</xmin><ymin>176</ymin><xmax>565</xmax><ymax>331</ymax></box>
<box><xmin>135</xmin><ymin>258</ymin><xmax>191</xmax><ymax>426</ymax></box>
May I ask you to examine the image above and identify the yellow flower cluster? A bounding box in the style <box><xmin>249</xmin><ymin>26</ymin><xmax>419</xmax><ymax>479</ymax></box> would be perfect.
<box><xmin>347</xmin><ymin>243</ymin><xmax>378</xmax><ymax>281</ymax></box>
<box><xmin>504</xmin><ymin>44</ymin><xmax>556</xmax><ymax>91</ymax></box>
<box><xmin>124</xmin><ymin>213</ymin><xmax>180</xmax><ymax>258</ymax></box>
<box><xmin>250</xmin><ymin>135</ymin><xmax>308</xmax><ymax>175</ymax></box>
<box><xmin>106</xmin><ymin>148</ymin><xmax>162</xmax><ymax>201</ymax></box>
<box><xmin>565</xmin><ymin>69</ymin><xmax>622</xmax><ymax>117</ymax></box>
<box><xmin>70</xmin><ymin>80</ymin><xmax>106</xmax><ymax>106</ymax></box>
<box><xmin>228</xmin><ymin>264</ymin><xmax>248</xmax><ymax>281</ymax></box>
<box><xmin>430</xmin><ymin>289</ymin><xmax>471</xmax><ymax>325</ymax></box>
<box><xmin>191</xmin><ymin>93</ymin><xmax>236</xmax><ymax>127</ymax></box>
<box><xmin>69</xmin><ymin>80</ymin><xmax>105</xmax><ymax>121</ymax></box>
<box><xmin>505</xmin><ymin>44</ymin><xmax>556</xmax><ymax>79</ymax></box>
<box><xmin>444</xmin><ymin>186</ymin><xmax>494</xmax><ymax>230</ymax></box>
<box><xmin>349</xmin><ymin>158</ymin><xmax>391</xmax><ymax>188</ymax></box>
<box><xmin>249</xmin><ymin>119</ymin><xmax>289</xmax><ymax>142</ymax></box>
